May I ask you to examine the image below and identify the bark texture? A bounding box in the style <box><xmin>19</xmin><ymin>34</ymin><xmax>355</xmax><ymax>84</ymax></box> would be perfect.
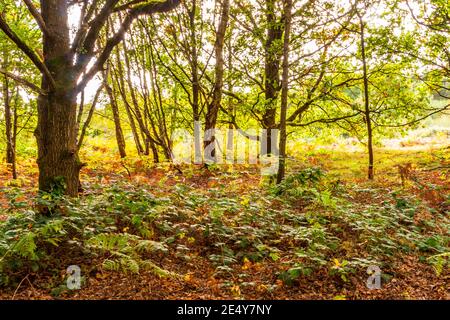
<box><xmin>276</xmin><ymin>0</ymin><xmax>292</xmax><ymax>184</ymax></box>
<box><xmin>204</xmin><ymin>0</ymin><xmax>230</xmax><ymax>161</ymax></box>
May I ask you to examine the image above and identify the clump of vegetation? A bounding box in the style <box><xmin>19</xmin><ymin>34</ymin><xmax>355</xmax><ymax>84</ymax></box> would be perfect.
<box><xmin>0</xmin><ymin>186</ymin><xmax>175</xmax><ymax>289</ymax></box>
<box><xmin>0</xmin><ymin>149</ymin><xmax>448</xmax><ymax>298</ymax></box>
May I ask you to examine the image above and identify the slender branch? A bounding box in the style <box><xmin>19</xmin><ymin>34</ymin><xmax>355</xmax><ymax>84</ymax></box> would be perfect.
<box><xmin>0</xmin><ymin>14</ymin><xmax>56</xmax><ymax>89</ymax></box>
<box><xmin>376</xmin><ymin>105</ymin><xmax>450</xmax><ymax>128</ymax></box>
<box><xmin>76</xmin><ymin>0</ymin><xmax>181</xmax><ymax>93</ymax></box>
<box><xmin>113</xmin><ymin>0</ymin><xmax>146</xmax><ymax>12</ymax></box>
<box><xmin>406</xmin><ymin>0</ymin><xmax>449</xmax><ymax>33</ymax></box>
<box><xmin>74</xmin><ymin>0</ymin><xmax>120</xmax><ymax>71</ymax></box>
<box><xmin>288</xmin><ymin>113</ymin><xmax>360</xmax><ymax>127</ymax></box>
<box><xmin>22</xmin><ymin>0</ymin><xmax>49</xmax><ymax>36</ymax></box>
<box><xmin>77</xmin><ymin>84</ymin><xmax>104</xmax><ymax>150</ymax></box>
<box><xmin>0</xmin><ymin>68</ymin><xmax>45</xmax><ymax>94</ymax></box>
<box><xmin>71</xmin><ymin>0</ymin><xmax>99</xmax><ymax>53</ymax></box>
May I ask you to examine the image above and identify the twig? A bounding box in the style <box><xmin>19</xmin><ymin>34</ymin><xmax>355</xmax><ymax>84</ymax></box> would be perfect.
<box><xmin>11</xmin><ymin>274</ymin><xmax>29</xmax><ymax>300</ymax></box>
<box><xmin>0</xmin><ymin>68</ymin><xmax>45</xmax><ymax>95</ymax></box>
<box><xmin>121</xmin><ymin>161</ymin><xmax>132</xmax><ymax>179</ymax></box>
<box><xmin>422</xmin><ymin>166</ymin><xmax>450</xmax><ymax>172</ymax></box>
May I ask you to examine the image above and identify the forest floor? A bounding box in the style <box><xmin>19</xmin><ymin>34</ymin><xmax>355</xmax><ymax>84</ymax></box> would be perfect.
<box><xmin>0</xmin><ymin>145</ymin><xmax>449</xmax><ymax>300</ymax></box>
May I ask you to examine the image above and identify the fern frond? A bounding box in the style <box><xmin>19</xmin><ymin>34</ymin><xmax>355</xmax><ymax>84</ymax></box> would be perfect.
<box><xmin>140</xmin><ymin>259</ymin><xmax>180</xmax><ymax>278</ymax></box>
<box><xmin>135</xmin><ymin>240</ymin><xmax>168</xmax><ymax>254</ymax></box>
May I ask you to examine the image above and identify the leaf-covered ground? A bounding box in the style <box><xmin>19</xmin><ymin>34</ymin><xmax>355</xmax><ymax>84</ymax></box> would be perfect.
<box><xmin>0</xmin><ymin>146</ymin><xmax>448</xmax><ymax>300</ymax></box>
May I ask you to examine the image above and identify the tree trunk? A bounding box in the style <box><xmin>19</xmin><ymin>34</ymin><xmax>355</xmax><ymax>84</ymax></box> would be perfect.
<box><xmin>3</xmin><ymin>63</ymin><xmax>11</xmax><ymax>164</ymax></box>
<box><xmin>104</xmin><ymin>67</ymin><xmax>127</xmax><ymax>159</ymax></box>
<box><xmin>36</xmin><ymin>91</ymin><xmax>79</xmax><ymax>195</ymax></box>
<box><xmin>262</xmin><ymin>0</ymin><xmax>283</xmax><ymax>155</ymax></box>
<box><xmin>77</xmin><ymin>85</ymin><xmax>103</xmax><ymax>150</ymax></box>
<box><xmin>2</xmin><ymin>60</ymin><xmax>16</xmax><ymax>179</ymax></box>
<box><xmin>117</xmin><ymin>38</ymin><xmax>145</xmax><ymax>155</ymax></box>
<box><xmin>118</xmin><ymin>37</ymin><xmax>156</xmax><ymax>157</ymax></box>
<box><xmin>189</xmin><ymin>0</ymin><xmax>202</xmax><ymax>164</ymax></box>
<box><xmin>226</xmin><ymin>26</ymin><xmax>234</xmax><ymax>162</ymax></box>
<box><xmin>359</xmin><ymin>13</ymin><xmax>374</xmax><ymax>180</ymax></box>
<box><xmin>12</xmin><ymin>98</ymin><xmax>17</xmax><ymax>179</ymax></box>
<box><xmin>276</xmin><ymin>0</ymin><xmax>292</xmax><ymax>184</ymax></box>
<box><xmin>149</xmin><ymin>139</ymin><xmax>160</xmax><ymax>163</ymax></box>
<box><xmin>36</xmin><ymin>0</ymin><xmax>80</xmax><ymax>196</ymax></box>
<box><xmin>204</xmin><ymin>0</ymin><xmax>230</xmax><ymax>162</ymax></box>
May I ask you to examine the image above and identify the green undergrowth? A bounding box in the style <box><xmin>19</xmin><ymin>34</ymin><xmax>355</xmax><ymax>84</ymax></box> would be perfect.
<box><xmin>0</xmin><ymin>166</ymin><xmax>448</xmax><ymax>293</ymax></box>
